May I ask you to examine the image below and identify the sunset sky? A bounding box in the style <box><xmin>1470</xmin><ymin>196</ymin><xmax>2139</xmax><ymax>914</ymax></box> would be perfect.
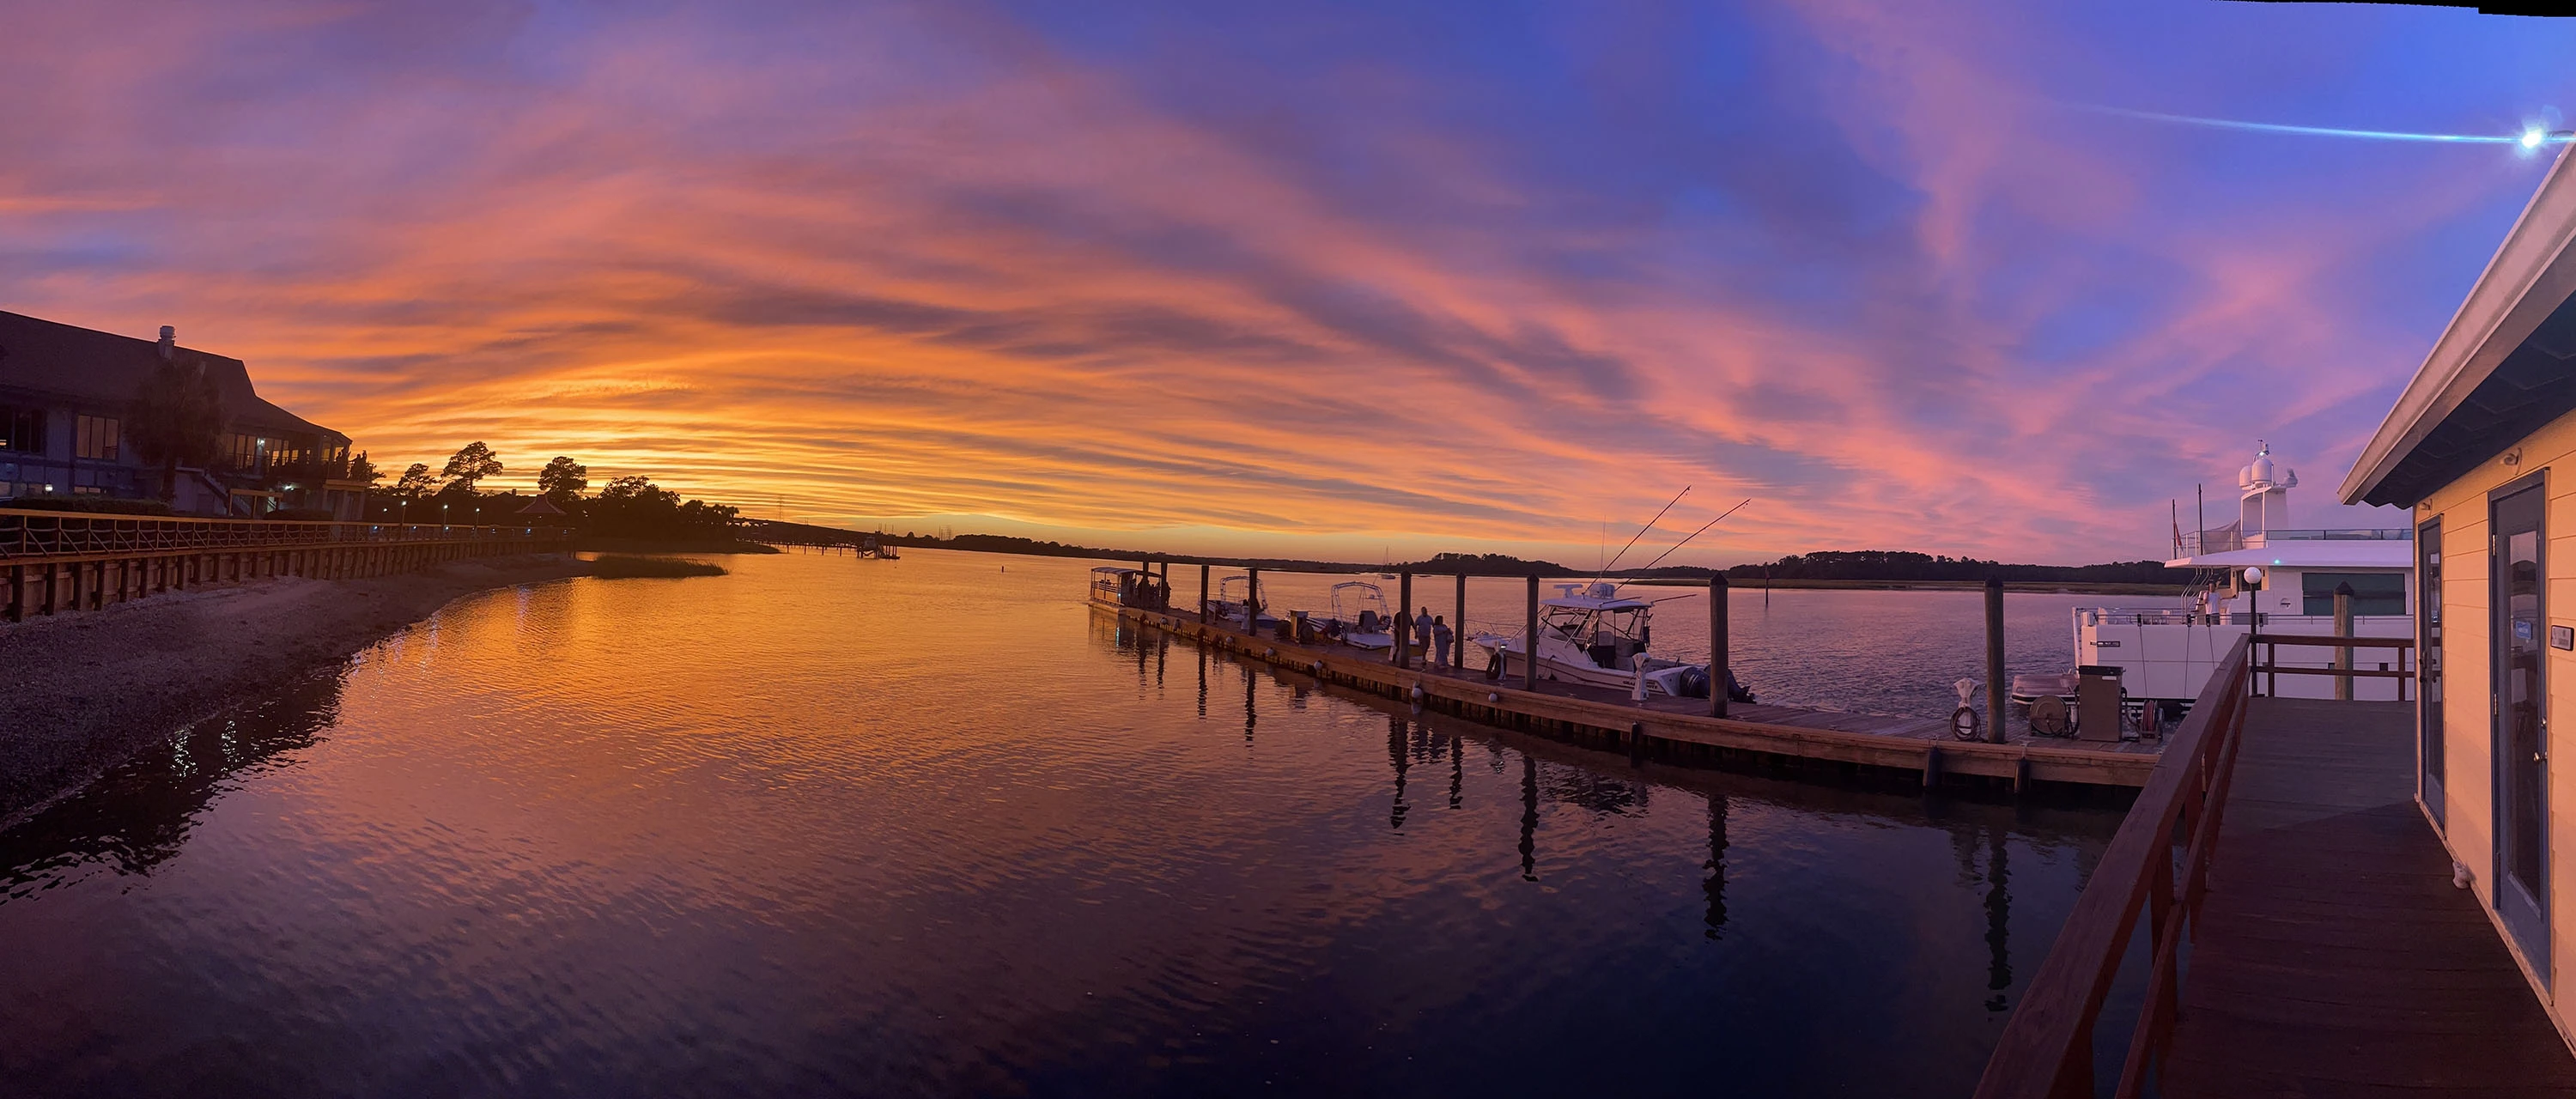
<box><xmin>4</xmin><ymin>1</ymin><xmax>2570</xmax><ymax>566</ymax></box>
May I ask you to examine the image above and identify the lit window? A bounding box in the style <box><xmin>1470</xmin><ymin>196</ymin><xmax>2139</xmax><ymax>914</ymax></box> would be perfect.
<box><xmin>76</xmin><ymin>415</ymin><xmax>120</xmax><ymax>461</ymax></box>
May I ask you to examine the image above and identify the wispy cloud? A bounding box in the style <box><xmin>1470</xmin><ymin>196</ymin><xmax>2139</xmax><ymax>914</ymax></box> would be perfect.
<box><xmin>2</xmin><ymin>0</ymin><xmax>2563</xmax><ymax>562</ymax></box>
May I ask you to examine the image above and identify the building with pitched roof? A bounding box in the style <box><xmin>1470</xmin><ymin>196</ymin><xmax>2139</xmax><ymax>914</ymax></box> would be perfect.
<box><xmin>2342</xmin><ymin>143</ymin><xmax>2576</xmax><ymax>1044</ymax></box>
<box><xmin>0</xmin><ymin>310</ymin><xmax>369</xmax><ymax>518</ymax></box>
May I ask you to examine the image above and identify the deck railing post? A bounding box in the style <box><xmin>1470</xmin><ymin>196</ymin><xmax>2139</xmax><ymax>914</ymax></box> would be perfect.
<box><xmin>1710</xmin><ymin>574</ymin><xmax>1729</xmax><ymax>720</ymax></box>
<box><xmin>1524</xmin><ymin>574</ymin><xmax>1540</xmax><ymax>692</ymax></box>
<box><xmin>2333</xmin><ymin>583</ymin><xmax>2354</xmax><ymax>701</ymax></box>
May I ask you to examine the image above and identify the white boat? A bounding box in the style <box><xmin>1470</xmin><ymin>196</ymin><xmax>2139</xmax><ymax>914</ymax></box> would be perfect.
<box><xmin>1473</xmin><ymin>580</ymin><xmax>1751</xmax><ymax>701</ymax></box>
<box><xmin>1206</xmin><ymin>573</ymin><xmax>1277</xmax><ymax>630</ymax></box>
<box><xmin>860</xmin><ymin>534</ymin><xmax>898</xmax><ymax>560</ymax></box>
<box><xmin>2057</xmin><ymin>443</ymin><xmax>2415</xmax><ymax>719</ymax></box>
<box><xmin>1296</xmin><ymin>580</ymin><xmax>1395</xmax><ymax>649</ymax></box>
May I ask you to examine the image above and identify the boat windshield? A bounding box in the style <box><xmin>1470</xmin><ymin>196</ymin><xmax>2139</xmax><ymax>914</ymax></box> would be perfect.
<box><xmin>1541</xmin><ymin>603</ymin><xmax>1648</xmax><ymax>642</ymax></box>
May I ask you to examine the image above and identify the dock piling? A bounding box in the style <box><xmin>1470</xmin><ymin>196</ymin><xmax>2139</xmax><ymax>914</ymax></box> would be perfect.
<box><xmin>1984</xmin><ymin>578</ymin><xmax>2007</xmax><ymax>744</ymax></box>
<box><xmin>1247</xmin><ymin>568</ymin><xmax>1260</xmax><ymax>635</ymax></box>
<box><xmin>1200</xmin><ymin>563</ymin><xmax>1210</xmax><ymax>623</ymax></box>
<box><xmin>1395</xmin><ymin>570</ymin><xmax>1413</xmax><ymax>668</ymax></box>
<box><xmin>1453</xmin><ymin>573</ymin><xmax>1467</xmax><ymax>671</ymax></box>
<box><xmin>1524</xmin><ymin>574</ymin><xmax>1540</xmax><ymax>692</ymax></box>
<box><xmin>1710</xmin><ymin>574</ymin><xmax>1729</xmax><ymax>720</ymax></box>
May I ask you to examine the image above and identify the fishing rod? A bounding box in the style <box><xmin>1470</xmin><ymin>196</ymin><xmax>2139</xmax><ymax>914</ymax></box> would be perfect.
<box><xmin>1637</xmin><ymin>498</ymin><xmax>1752</xmax><ymax>571</ymax></box>
<box><xmin>1595</xmin><ymin>485</ymin><xmax>1690</xmax><ymax>579</ymax></box>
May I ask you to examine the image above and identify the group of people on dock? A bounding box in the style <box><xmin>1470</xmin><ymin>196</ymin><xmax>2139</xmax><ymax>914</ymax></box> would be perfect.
<box><xmin>1412</xmin><ymin>606</ymin><xmax>1455</xmax><ymax>666</ymax></box>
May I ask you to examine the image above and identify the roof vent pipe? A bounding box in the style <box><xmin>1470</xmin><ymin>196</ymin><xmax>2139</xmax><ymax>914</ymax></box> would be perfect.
<box><xmin>157</xmin><ymin>325</ymin><xmax>174</xmax><ymax>361</ymax></box>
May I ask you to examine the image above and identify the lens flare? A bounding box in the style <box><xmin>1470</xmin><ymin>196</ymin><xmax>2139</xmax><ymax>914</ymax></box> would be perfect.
<box><xmin>2080</xmin><ymin>104</ymin><xmax>2572</xmax><ymax>149</ymax></box>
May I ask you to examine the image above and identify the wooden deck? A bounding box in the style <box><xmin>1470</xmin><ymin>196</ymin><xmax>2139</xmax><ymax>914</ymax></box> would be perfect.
<box><xmin>2162</xmin><ymin>696</ymin><xmax>2576</xmax><ymax>1096</ymax></box>
<box><xmin>1110</xmin><ymin>606</ymin><xmax>2161</xmax><ymax>792</ymax></box>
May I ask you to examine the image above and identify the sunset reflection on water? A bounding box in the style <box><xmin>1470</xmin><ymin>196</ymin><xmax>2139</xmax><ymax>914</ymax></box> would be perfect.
<box><xmin>0</xmin><ymin>550</ymin><xmax>2121</xmax><ymax>1097</ymax></box>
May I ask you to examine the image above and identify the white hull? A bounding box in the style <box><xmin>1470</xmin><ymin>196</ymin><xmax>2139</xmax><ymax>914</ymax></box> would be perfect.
<box><xmin>2075</xmin><ymin>611</ymin><xmax>2413</xmax><ymax>702</ymax></box>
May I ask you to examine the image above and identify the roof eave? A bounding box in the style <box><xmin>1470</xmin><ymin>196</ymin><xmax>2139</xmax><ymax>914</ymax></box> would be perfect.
<box><xmin>2342</xmin><ymin>143</ymin><xmax>2576</xmax><ymax>507</ymax></box>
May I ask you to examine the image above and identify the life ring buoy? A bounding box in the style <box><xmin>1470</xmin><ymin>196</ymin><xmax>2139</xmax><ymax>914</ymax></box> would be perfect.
<box><xmin>1951</xmin><ymin>706</ymin><xmax>1980</xmax><ymax>741</ymax></box>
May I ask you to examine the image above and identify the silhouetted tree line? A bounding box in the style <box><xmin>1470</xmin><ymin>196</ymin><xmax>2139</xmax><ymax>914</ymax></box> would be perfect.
<box><xmin>367</xmin><ymin>443</ymin><xmax>741</xmax><ymax>539</ymax></box>
<box><xmin>1715</xmin><ymin>550</ymin><xmax>2186</xmax><ymax>585</ymax></box>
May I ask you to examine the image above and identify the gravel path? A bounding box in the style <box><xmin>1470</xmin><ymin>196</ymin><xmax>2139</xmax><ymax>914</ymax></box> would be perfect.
<box><xmin>0</xmin><ymin>554</ymin><xmax>593</xmax><ymax>828</ymax></box>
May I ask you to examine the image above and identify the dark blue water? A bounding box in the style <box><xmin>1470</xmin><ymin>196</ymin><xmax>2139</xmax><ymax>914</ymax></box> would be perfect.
<box><xmin>0</xmin><ymin>550</ymin><xmax>2117</xmax><ymax>1096</ymax></box>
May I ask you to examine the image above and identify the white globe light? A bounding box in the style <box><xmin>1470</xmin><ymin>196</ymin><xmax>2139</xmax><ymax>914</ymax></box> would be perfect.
<box><xmin>2243</xmin><ymin>566</ymin><xmax>2265</xmax><ymax>586</ymax></box>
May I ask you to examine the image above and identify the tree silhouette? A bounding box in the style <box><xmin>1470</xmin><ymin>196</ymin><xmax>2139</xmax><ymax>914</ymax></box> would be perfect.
<box><xmin>538</xmin><ymin>456</ymin><xmax>588</xmax><ymax>505</ymax></box>
<box><xmin>440</xmin><ymin>441</ymin><xmax>503</xmax><ymax>494</ymax></box>
<box><xmin>392</xmin><ymin>463</ymin><xmax>437</xmax><ymax>497</ymax></box>
<box><xmin>126</xmin><ymin>356</ymin><xmax>224</xmax><ymax>500</ymax></box>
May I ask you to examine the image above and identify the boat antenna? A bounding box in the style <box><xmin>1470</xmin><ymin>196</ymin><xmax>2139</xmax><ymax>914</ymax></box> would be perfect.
<box><xmin>1596</xmin><ymin>485</ymin><xmax>1690</xmax><ymax>578</ymax></box>
<box><xmin>1637</xmin><ymin>498</ymin><xmax>1751</xmax><ymax>570</ymax></box>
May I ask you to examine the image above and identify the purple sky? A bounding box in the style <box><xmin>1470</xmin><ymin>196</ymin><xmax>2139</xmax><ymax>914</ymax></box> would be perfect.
<box><xmin>3</xmin><ymin>1</ymin><xmax>2569</xmax><ymax>563</ymax></box>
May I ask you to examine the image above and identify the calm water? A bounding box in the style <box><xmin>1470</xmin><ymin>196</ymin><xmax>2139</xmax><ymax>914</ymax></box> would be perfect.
<box><xmin>0</xmin><ymin>550</ymin><xmax>2124</xmax><ymax>1097</ymax></box>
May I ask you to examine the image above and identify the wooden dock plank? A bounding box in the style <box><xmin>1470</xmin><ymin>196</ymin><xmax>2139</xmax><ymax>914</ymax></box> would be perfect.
<box><xmin>2160</xmin><ymin>696</ymin><xmax>2576</xmax><ymax>1096</ymax></box>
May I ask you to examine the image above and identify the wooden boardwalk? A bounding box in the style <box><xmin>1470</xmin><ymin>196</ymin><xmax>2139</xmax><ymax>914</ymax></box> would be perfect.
<box><xmin>2163</xmin><ymin>696</ymin><xmax>2576</xmax><ymax>1096</ymax></box>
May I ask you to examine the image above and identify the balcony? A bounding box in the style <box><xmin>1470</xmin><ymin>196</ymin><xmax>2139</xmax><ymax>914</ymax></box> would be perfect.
<box><xmin>1973</xmin><ymin>639</ymin><xmax>2576</xmax><ymax>1097</ymax></box>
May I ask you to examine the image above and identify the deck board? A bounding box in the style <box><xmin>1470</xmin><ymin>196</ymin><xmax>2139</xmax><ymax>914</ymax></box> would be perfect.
<box><xmin>2161</xmin><ymin>697</ymin><xmax>2576</xmax><ymax>1096</ymax></box>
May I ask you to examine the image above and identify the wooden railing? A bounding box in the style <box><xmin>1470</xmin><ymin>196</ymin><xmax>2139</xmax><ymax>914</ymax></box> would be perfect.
<box><xmin>0</xmin><ymin>507</ymin><xmax>570</xmax><ymax>560</ymax></box>
<box><xmin>1974</xmin><ymin>635</ymin><xmax>2253</xmax><ymax>1099</ymax></box>
<box><xmin>2245</xmin><ymin>631</ymin><xmax>2416</xmax><ymax>700</ymax></box>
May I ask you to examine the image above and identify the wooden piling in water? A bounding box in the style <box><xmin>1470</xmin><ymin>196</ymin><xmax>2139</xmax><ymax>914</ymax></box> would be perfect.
<box><xmin>1984</xmin><ymin>578</ymin><xmax>2007</xmax><ymax>744</ymax></box>
<box><xmin>1200</xmin><ymin>563</ymin><xmax>1211</xmax><ymax>622</ymax></box>
<box><xmin>1395</xmin><ymin>570</ymin><xmax>1412</xmax><ymax>668</ymax></box>
<box><xmin>1247</xmin><ymin>567</ymin><xmax>1260</xmax><ymax>635</ymax></box>
<box><xmin>1453</xmin><ymin>573</ymin><xmax>1467</xmax><ymax>671</ymax></box>
<box><xmin>1524</xmin><ymin>574</ymin><xmax>1540</xmax><ymax>692</ymax></box>
<box><xmin>1710</xmin><ymin>574</ymin><xmax>1729</xmax><ymax>720</ymax></box>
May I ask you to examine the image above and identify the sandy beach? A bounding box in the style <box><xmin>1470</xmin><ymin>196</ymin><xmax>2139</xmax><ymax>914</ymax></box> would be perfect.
<box><xmin>0</xmin><ymin>553</ymin><xmax>595</xmax><ymax>828</ymax></box>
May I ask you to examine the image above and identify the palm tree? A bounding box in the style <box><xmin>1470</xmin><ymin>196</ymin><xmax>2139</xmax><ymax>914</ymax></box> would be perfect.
<box><xmin>127</xmin><ymin>356</ymin><xmax>225</xmax><ymax>500</ymax></box>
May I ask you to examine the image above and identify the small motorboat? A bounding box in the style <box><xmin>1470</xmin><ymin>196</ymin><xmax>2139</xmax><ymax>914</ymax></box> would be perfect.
<box><xmin>1206</xmin><ymin>574</ymin><xmax>1277</xmax><ymax>631</ymax></box>
<box><xmin>1473</xmin><ymin>580</ymin><xmax>1753</xmax><ymax>701</ymax></box>
<box><xmin>1297</xmin><ymin>580</ymin><xmax>1395</xmax><ymax>650</ymax></box>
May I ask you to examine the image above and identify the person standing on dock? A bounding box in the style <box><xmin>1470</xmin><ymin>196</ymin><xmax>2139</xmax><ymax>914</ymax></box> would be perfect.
<box><xmin>1431</xmin><ymin>615</ymin><xmax>1453</xmax><ymax>670</ymax></box>
<box><xmin>1413</xmin><ymin>607</ymin><xmax>1435</xmax><ymax>662</ymax></box>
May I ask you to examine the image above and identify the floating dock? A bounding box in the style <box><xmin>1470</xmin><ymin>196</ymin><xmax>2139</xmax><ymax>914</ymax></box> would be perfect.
<box><xmin>1110</xmin><ymin>604</ymin><xmax>2160</xmax><ymax>795</ymax></box>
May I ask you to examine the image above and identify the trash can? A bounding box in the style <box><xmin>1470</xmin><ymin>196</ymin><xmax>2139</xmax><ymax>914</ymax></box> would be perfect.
<box><xmin>2076</xmin><ymin>665</ymin><xmax>2124</xmax><ymax>742</ymax></box>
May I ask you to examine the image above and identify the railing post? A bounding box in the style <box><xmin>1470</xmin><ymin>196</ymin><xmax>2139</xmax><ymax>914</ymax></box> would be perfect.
<box><xmin>2332</xmin><ymin>582</ymin><xmax>2354</xmax><ymax>701</ymax></box>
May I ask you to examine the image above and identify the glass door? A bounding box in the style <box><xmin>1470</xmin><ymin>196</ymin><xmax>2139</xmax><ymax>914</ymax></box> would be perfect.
<box><xmin>2421</xmin><ymin>517</ymin><xmax>2443</xmax><ymax>824</ymax></box>
<box><xmin>2492</xmin><ymin>479</ymin><xmax>2549</xmax><ymax>971</ymax></box>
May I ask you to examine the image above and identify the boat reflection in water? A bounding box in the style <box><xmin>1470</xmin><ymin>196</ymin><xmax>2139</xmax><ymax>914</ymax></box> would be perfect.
<box><xmin>0</xmin><ymin>551</ymin><xmax>2119</xmax><ymax>1098</ymax></box>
